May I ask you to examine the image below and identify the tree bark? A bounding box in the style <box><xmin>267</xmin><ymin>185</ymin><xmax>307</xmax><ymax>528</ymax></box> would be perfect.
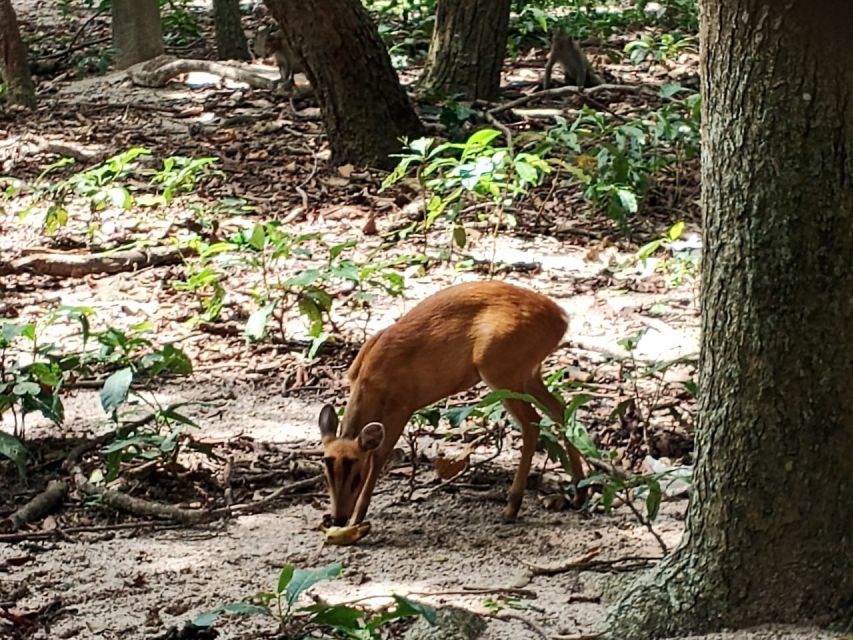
<box><xmin>0</xmin><ymin>0</ymin><xmax>36</xmax><ymax>108</ymax></box>
<box><xmin>418</xmin><ymin>0</ymin><xmax>512</xmax><ymax>102</ymax></box>
<box><xmin>111</xmin><ymin>0</ymin><xmax>164</xmax><ymax>69</ymax></box>
<box><xmin>212</xmin><ymin>0</ymin><xmax>250</xmax><ymax>61</ymax></box>
<box><xmin>264</xmin><ymin>0</ymin><xmax>423</xmax><ymax>169</ymax></box>
<box><xmin>605</xmin><ymin>1</ymin><xmax>853</xmax><ymax>638</ymax></box>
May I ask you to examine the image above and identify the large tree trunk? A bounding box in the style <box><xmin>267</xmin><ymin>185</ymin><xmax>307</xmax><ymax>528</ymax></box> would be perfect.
<box><xmin>605</xmin><ymin>1</ymin><xmax>853</xmax><ymax>638</ymax></box>
<box><xmin>264</xmin><ymin>0</ymin><xmax>423</xmax><ymax>169</ymax></box>
<box><xmin>418</xmin><ymin>0</ymin><xmax>512</xmax><ymax>102</ymax></box>
<box><xmin>212</xmin><ymin>0</ymin><xmax>250</xmax><ymax>60</ymax></box>
<box><xmin>111</xmin><ymin>0</ymin><xmax>164</xmax><ymax>69</ymax></box>
<box><xmin>0</xmin><ymin>0</ymin><xmax>36</xmax><ymax>108</ymax></box>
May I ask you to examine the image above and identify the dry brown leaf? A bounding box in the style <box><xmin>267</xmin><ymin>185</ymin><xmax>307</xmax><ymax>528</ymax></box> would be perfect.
<box><xmin>434</xmin><ymin>454</ymin><xmax>469</xmax><ymax>480</ymax></box>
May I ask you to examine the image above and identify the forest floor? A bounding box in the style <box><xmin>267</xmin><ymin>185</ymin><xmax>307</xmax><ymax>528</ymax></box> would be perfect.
<box><xmin>0</xmin><ymin>1</ymin><xmax>847</xmax><ymax>639</ymax></box>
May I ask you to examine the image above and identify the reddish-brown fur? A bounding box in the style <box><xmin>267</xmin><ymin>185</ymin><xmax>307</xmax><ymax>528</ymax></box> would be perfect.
<box><xmin>318</xmin><ymin>280</ymin><xmax>587</xmax><ymax>526</ymax></box>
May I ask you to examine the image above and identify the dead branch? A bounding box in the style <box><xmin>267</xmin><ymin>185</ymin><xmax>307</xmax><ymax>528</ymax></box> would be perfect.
<box><xmin>0</xmin><ymin>244</ymin><xmax>194</xmax><ymax>278</ymax></box>
<box><xmin>523</xmin><ymin>549</ymin><xmax>663</xmax><ymax>577</ymax></box>
<box><xmin>0</xmin><ymin>521</ymin><xmax>181</xmax><ymax>543</ymax></box>
<box><xmin>74</xmin><ymin>472</ymin><xmax>210</xmax><ymax>525</ymax></box>
<box><xmin>489</xmin><ymin>83</ymin><xmax>649</xmax><ymax>115</ymax></box>
<box><xmin>0</xmin><ymin>480</ymin><xmax>68</xmax><ymax>533</ymax></box>
<box><xmin>228</xmin><ymin>473</ymin><xmax>324</xmax><ymax>515</ymax></box>
<box><xmin>127</xmin><ymin>54</ymin><xmax>278</xmax><ymax>91</ymax></box>
<box><xmin>492</xmin><ymin>611</ymin><xmax>549</xmax><ymax>640</ymax></box>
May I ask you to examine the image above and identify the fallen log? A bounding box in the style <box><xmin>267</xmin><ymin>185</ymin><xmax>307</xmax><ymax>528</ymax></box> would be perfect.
<box><xmin>0</xmin><ymin>480</ymin><xmax>69</xmax><ymax>533</ymax></box>
<box><xmin>0</xmin><ymin>244</ymin><xmax>193</xmax><ymax>278</ymax></box>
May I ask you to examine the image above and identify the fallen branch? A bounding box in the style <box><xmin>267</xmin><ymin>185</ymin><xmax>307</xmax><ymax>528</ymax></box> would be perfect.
<box><xmin>0</xmin><ymin>480</ymin><xmax>68</xmax><ymax>533</ymax></box>
<box><xmin>228</xmin><ymin>473</ymin><xmax>324</xmax><ymax>515</ymax></box>
<box><xmin>1</xmin><ymin>244</ymin><xmax>193</xmax><ymax>278</ymax></box>
<box><xmin>524</xmin><ymin>549</ymin><xmax>663</xmax><ymax>577</ymax></box>
<box><xmin>75</xmin><ymin>472</ymin><xmax>210</xmax><ymax>525</ymax></box>
<box><xmin>492</xmin><ymin>611</ymin><xmax>549</xmax><ymax>640</ymax></box>
<box><xmin>489</xmin><ymin>83</ymin><xmax>649</xmax><ymax>115</ymax></box>
<box><xmin>127</xmin><ymin>54</ymin><xmax>278</xmax><ymax>91</ymax></box>
<box><xmin>0</xmin><ymin>521</ymin><xmax>181</xmax><ymax>543</ymax></box>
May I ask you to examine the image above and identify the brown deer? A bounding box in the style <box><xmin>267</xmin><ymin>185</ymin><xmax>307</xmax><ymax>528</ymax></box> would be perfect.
<box><xmin>318</xmin><ymin>280</ymin><xmax>588</xmax><ymax>528</ymax></box>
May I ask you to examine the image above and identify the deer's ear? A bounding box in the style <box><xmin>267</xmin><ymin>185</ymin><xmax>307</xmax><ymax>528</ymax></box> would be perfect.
<box><xmin>318</xmin><ymin>405</ymin><xmax>339</xmax><ymax>443</ymax></box>
<box><xmin>358</xmin><ymin>422</ymin><xmax>385</xmax><ymax>452</ymax></box>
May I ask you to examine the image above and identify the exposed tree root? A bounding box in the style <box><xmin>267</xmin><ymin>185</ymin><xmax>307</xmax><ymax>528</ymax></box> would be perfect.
<box><xmin>127</xmin><ymin>54</ymin><xmax>279</xmax><ymax>91</ymax></box>
<box><xmin>0</xmin><ymin>480</ymin><xmax>68</xmax><ymax>533</ymax></box>
<box><xmin>0</xmin><ymin>244</ymin><xmax>193</xmax><ymax>278</ymax></box>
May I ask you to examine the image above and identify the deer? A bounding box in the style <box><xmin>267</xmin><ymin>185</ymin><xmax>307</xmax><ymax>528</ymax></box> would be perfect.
<box><xmin>317</xmin><ymin>280</ymin><xmax>588</xmax><ymax>529</ymax></box>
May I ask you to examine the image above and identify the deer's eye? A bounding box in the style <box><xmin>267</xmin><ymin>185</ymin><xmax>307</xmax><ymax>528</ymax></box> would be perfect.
<box><xmin>324</xmin><ymin>457</ymin><xmax>334</xmax><ymax>477</ymax></box>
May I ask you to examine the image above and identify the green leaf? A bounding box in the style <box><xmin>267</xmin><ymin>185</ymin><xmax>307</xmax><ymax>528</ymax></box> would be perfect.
<box><xmin>248</xmin><ymin>223</ymin><xmax>266</xmax><ymax>251</ymax></box>
<box><xmin>100</xmin><ymin>367</ymin><xmax>133</xmax><ymax>414</ymax></box>
<box><xmin>462</xmin><ymin>128</ymin><xmax>501</xmax><ymax>158</ymax></box>
<box><xmin>667</xmin><ymin>220</ymin><xmax>685</xmax><ymax>241</ymax></box>
<box><xmin>12</xmin><ymin>381</ymin><xmax>41</xmax><ymax>396</ymax></box>
<box><xmin>285</xmin><ymin>562</ymin><xmax>343</xmax><ymax>607</ymax></box>
<box><xmin>0</xmin><ymin>432</ymin><xmax>28</xmax><ymax>477</ymax></box>
<box><xmin>192</xmin><ymin>602</ymin><xmax>271</xmax><ymax>628</ymax></box>
<box><xmin>304</xmin><ymin>604</ymin><xmax>364</xmax><ymax>628</ymax></box>
<box><xmin>645</xmin><ymin>479</ymin><xmax>662</xmax><ymax>521</ymax></box>
<box><xmin>367</xmin><ymin>595</ymin><xmax>436</xmax><ymax>631</ymax></box>
<box><xmin>107</xmin><ymin>186</ymin><xmax>132</xmax><ymax>209</ymax></box>
<box><xmin>277</xmin><ymin>565</ymin><xmax>295</xmax><ymax>595</ymax></box>
<box><xmin>245</xmin><ymin>302</ymin><xmax>276</xmax><ymax>341</ymax></box>
<box><xmin>452</xmin><ymin>225</ymin><xmax>467</xmax><ymax>248</ymax></box>
<box><xmin>615</xmin><ymin>188</ymin><xmax>638</xmax><ymax>214</ymax></box>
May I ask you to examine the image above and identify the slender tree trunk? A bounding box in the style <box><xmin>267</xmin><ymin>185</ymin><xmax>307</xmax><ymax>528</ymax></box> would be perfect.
<box><xmin>111</xmin><ymin>0</ymin><xmax>164</xmax><ymax>69</ymax></box>
<box><xmin>418</xmin><ymin>0</ymin><xmax>512</xmax><ymax>102</ymax></box>
<box><xmin>212</xmin><ymin>0</ymin><xmax>250</xmax><ymax>60</ymax></box>
<box><xmin>264</xmin><ymin>0</ymin><xmax>423</xmax><ymax>169</ymax></box>
<box><xmin>605</xmin><ymin>1</ymin><xmax>853</xmax><ymax>638</ymax></box>
<box><xmin>0</xmin><ymin>0</ymin><xmax>35</xmax><ymax>108</ymax></box>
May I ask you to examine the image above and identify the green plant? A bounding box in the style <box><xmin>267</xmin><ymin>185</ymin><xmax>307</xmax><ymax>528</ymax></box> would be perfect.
<box><xmin>539</xmin><ymin>89</ymin><xmax>700</xmax><ymax>229</ymax></box>
<box><xmin>196</xmin><ymin>562</ymin><xmax>436</xmax><ymax>638</ymax></box>
<box><xmin>8</xmin><ymin>148</ymin><xmax>220</xmax><ymax>237</ymax></box>
<box><xmin>149</xmin><ymin>155</ymin><xmax>222</xmax><ymax>205</ymax></box>
<box><xmin>0</xmin><ymin>308</ymin><xmax>195</xmax><ymax>479</ymax></box>
<box><xmin>635</xmin><ymin>220</ymin><xmax>700</xmax><ymax>286</ymax></box>
<box><xmin>179</xmin><ymin>225</ymin><xmax>414</xmax><ymax>355</ymax></box>
<box><xmin>160</xmin><ymin>0</ymin><xmax>203</xmax><ymax>44</ymax></box>
<box><xmin>625</xmin><ymin>32</ymin><xmax>697</xmax><ymax>64</ymax></box>
<box><xmin>383</xmin><ymin>129</ymin><xmax>551</xmax><ymax>255</ymax></box>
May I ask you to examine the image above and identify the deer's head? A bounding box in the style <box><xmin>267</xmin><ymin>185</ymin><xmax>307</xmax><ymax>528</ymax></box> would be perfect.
<box><xmin>317</xmin><ymin>404</ymin><xmax>384</xmax><ymax>526</ymax></box>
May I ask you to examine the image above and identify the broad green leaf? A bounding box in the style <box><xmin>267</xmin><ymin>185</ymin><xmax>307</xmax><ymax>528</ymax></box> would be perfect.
<box><xmin>248</xmin><ymin>223</ymin><xmax>265</xmax><ymax>251</ymax></box>
<box><xmin>667</xmin><ymin>220</ymin><xmax>685</xmax><ymax>241</ymax></box>
<box><xmin>100</xmin><ymin>367</ymin><xmax>133</xmax><ymax>414</ymax></box>
<box><xmin>12</xmin><ymin>381</ymin><xmax>41</xmax><ymax>396</ymax></box>
<box><xmin>285</xmin><ymin>562</ymin><xmax>343</xmax><ymax>606</ymax></box>
<box><xmin>245</xmin><ymin>302</ymin><xmax>276</xmax><ymax>341</ymax></box>
<box><xmin>367</xmin><ymin>595</ymin><xmax>436</xmax><ymax>631</ymax></box>
<box><xmin>304</xmin><ymin>604</ymin><xmax>364</xmax><ymax>628</ymax></box>
<box><xmin>462</xmin><ymin>128</ymin><xmax>501</xmax><ymax>158</ymax></box>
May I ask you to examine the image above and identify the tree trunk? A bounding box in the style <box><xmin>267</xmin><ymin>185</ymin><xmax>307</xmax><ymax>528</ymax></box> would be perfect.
<box><xmin>0</xmin><ymin>0</ymin><xmax>36</xmax><ymax>108</ymax></box>
<box><xmin>212</xmin><ymin>0</ymin><xmax>250</xmax><ymax>60</ymax></box>
<box><xmin>418</xmin><ymin>0</ymin><xmax>512</xmax><ymax>102</ymax></box>
<box><xmin>111</xmin><ymin>0</ymin><xmax>164</xmax><ymax>69</ymax></box>
<box><xmin>264</xmin><ymin>0</ymin><xmax>423</xmax><ymax>169</ymax></box>
<box><xmin>605</xmin><ymin>1</ymin><xmax>853</xmax><ymax>638</ymax></box>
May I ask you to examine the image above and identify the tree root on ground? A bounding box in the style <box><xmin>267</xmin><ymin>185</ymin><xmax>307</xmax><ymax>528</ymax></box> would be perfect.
<box><xmin>0</xmin><ymin>480</ymin><xmax>69</xmax><ymax>533</ymax></box>
<box><xmin>0</xmin><ymin>244</ymin><xmax>194</xmax><ymax>278</ymax></box>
